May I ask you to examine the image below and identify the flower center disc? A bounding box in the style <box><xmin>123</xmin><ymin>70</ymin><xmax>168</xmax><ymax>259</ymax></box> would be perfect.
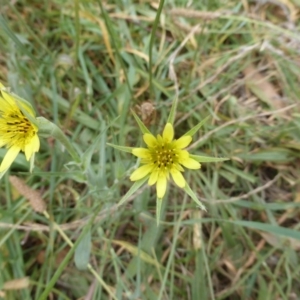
<box><xmin>152</xmin><ymin>143</ymin><xmax>178</xmax><ymax>170</ymax></box>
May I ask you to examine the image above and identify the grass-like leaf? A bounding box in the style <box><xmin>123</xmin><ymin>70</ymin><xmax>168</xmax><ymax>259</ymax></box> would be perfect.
<box><xmin>131</xmin><ymin>109</ymin><xmax>151</xmax><ymax>134</ymax></box>
<box><xmin>118</xmin><ymin>177</ymin><xmax>148</xmax><ymax>206</ymax></box>
<box><xmin>183</xmin><ymin>182</ymin><xmax>206</xmax><ymax>211</ymax></box>
<box><xmin>189</xmin><ymin>154</ymin><xmax>229</xmax><ymax>163</ymax></box>
<box><xmin>183</xmin><ymin>115</ymin><xmax>210</xmax><ymax>137</ymax></box>
<box><xmin>107</xmin><ymin>143</ymin><xmax>134</xmax><ymax>154</ymax></box>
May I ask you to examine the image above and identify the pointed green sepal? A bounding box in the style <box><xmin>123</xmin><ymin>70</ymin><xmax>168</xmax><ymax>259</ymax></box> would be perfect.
<box><xmin>118</xmin><ymin>176</ymin><xmax>148</xmax><ymax>206</ymax></box>
<box><xmin>189</xmin><ymin>154</ymin><xmax>229</xmax><ymax>163</ymax></box>
<box><xmin>167</xmin><ymin>97</ymin><xmax>178</xmax><ymax>125</ymax></box>
<box><xmin>184</xmin><ymin>182</ymin><xmax>206</xmax><ymax>211</ymax></box>
<box><xmin>107</xmin><ymin>143</ymin><xmax>134</xmax><ymax>154</ymax></box>
<box><xmin>183</xmin><ymin>116</ymin><xmax>210</xmax><ymax>137</ymax></box>
<box><xmin>156</xmin><ymin>197</ymin><xmax>163</xmax><ymax>226</ymax></box>
<box><xmin>131</xmin><ymin>110</ymin><xmax>151</xmax><ymax>134</ymax></box>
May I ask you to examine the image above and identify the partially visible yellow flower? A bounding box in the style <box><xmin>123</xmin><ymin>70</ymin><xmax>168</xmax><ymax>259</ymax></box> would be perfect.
<box><xmin>130</xmin><ymin>123</ymin><xmax>200</xmax><ymax>199</ymax></box>
<box><xmin>0</xmin><ymin>82</ymin><xmax>40</xmax><ymax>178</ymax></box>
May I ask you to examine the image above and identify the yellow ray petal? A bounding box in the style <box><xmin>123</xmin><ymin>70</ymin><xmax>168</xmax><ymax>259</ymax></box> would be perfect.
<box><xmin>170</xmin><ymin>169</ymin><xmax>186</xmax><ymax>188</ymax></box>
<box><xmin>1</xmin><ymin>90</ymin><xmax>17</xmax><ymax>106</ymax></box>
<box><xmin>162</xmin><ymin>123</ymin><xmax>174</xmax><ymax>142</ymax></box>
<box><xmin>156</xmin><ymin>173</ymin><xmax>167</xmax><ymax>199</ymax></box>
<box><xmin>32</xmin><ymin>134</ymin><xmax>40</xmax><ymax>152</ymax></box>
<box><xmin>0</xmin><ymin>146</ymin><xmax>20</xmax><ymax>173</ymax></box>
<box><xmin>173</xmin><ymin>163</ymin><xmax>184</xmax><ymax>172</ymax></box>
<box><xmin>156</xmin><ymin>134</ymin><xmax>163</xmax><ymax>144</ymax></box>
<box><xmin>0</xmin><ymin>139</ymin><xmax>6</xmax><ymax>147</ymax></box>
<box><xmin>174</xmin><ymin>136</ymin><xmax>192</xmax><ymax>149</ymax></box>
<box><xmin>130</xmin><ymin>164</ymin><xmax>153</xmax><ymax>181</ymax></box>
<box><xmin>148</xmin><ymin>168</ymin><xmax>159</xmax><ymax>186</ymax></box>
<box><xmin>24</xmin><ymin>134</ymin><xmax>40</xmax><ymax>160</ymax></box>
<box><xmin>143</xmin><ymin>133</ymin><xmax>157</xmax><ymax>147</ymax></box>
<box><xmin>0</xmin><ymin>95</ymin><xmax>15</xmax><ymax>112</ymax></box>
<box><xmin>177</xmin><ymin>150</ymin><xmax>189</xmax><ymax>160</ymax></box>
<box><xmin>132</xmin><ymin>148</ymin><xmax>151</xmax><ymax>158</ymax></box>
<box><xmin>180</xmin><ymin>157</ymin><xmax>201</xmax><ymax>169</ymax></box>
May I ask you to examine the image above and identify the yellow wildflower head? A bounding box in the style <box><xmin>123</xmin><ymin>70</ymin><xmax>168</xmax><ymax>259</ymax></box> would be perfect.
<box><xmin>130</xmin><ymin>123</ymin><xmax>200</xmax><ymax>199</ymax></box>
<box><xmin>0</xmin><ymin>82</ymin><xmax>40</xmax><ymax>178</ymax></box>
<box><xmin>108</xmin><ymin>111</ymin><xmax>228</xmax><ymax>222</ymax></box>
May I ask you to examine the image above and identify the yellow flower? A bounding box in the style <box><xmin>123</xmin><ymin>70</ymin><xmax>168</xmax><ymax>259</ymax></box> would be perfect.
<box><xmin>0</xmin><ymin>82</ymin><xmax>40</xmax><ymax>178</ymax></box>
<box><xmin>130</xmin><ymin>123</ymin><xmax>200</xmax><ymax>199</ymax></box>
<box><xmin>108</xmin><ymin>111</ymin><xmax>228</xmax><ymax>222</ymax></box>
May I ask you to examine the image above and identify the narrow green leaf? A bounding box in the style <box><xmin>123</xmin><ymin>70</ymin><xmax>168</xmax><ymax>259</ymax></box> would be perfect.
<box><xmin>131</xmin><ymin>110</ymin><xmax>151</xmax><ymax>134</ymax></box>
<box><xmin>223</xmin><ymin>164</ymin><xmax>256</xmax><ymax>183</ymax></box>
<box><xmin>156</xmin><ymin>197</ymin><xmax>163</xmax><ymax>226</ymax></box>
<box><xmin>227</xmin><ymin>220</ymin><xmax>300</xmax><ymax>241</ymax></box>
<box><xmin>190</xmin><ymin>154</ymin><xmax>229</xmax><ymax>163</ymax></box>
<box><xmin>183</xmin><ymin>116</ymin><xmax>210</xmax><ymax>137</ymax></box>
<box><xmin>118</xmin><ymin>177</ymin><xmax>148</xmax><ymax>206</ymax></box>
<box><xmin>237</xmin><ymin>148</ymin><xmax>293</xmax><ymax>162</ymax></box>
<box><xmin>184</xmin><ymin>182</ymin><xmax>206</xmax><ymax>211</ymax></box>
<box><xmin>74</xmin><ymin>229</ymin><xmax>91</xmax><ymax>271</ymax></box>
<box><xmin>107</xmin><ymin>143</ymin><xmax>134</xmax><ymax>154</ymax></box>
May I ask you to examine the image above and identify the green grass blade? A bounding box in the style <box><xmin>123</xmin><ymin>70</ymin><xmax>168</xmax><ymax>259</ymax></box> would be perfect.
<box><xmin>132</xmin><ymin>110</ymin><xmax>151</xmax><ymax>134</ymax></box>
<box><xmin>183</xmin><ymin>115</ymin><xmax>210</xmax><ymax>137</ymax></box>
<box><xmin>107</xmin><ymin>143</ymin><xmax>134</xmax><ymax>154</ymax></box>
<box><xmin>228</xmin><ymin>220</ymin><xmax>300</xmax><ymax>241</ymax></box>
<box><xmin>183</xmin><ymin>182</ymin><xmax>206</xmax><ymax>211</ymax></box>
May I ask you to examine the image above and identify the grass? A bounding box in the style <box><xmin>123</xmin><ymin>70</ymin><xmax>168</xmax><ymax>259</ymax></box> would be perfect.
<box><xmin>1</xmin><ymin>0</ymin><xmax>300</xmax><ymax>299</ymax></box>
